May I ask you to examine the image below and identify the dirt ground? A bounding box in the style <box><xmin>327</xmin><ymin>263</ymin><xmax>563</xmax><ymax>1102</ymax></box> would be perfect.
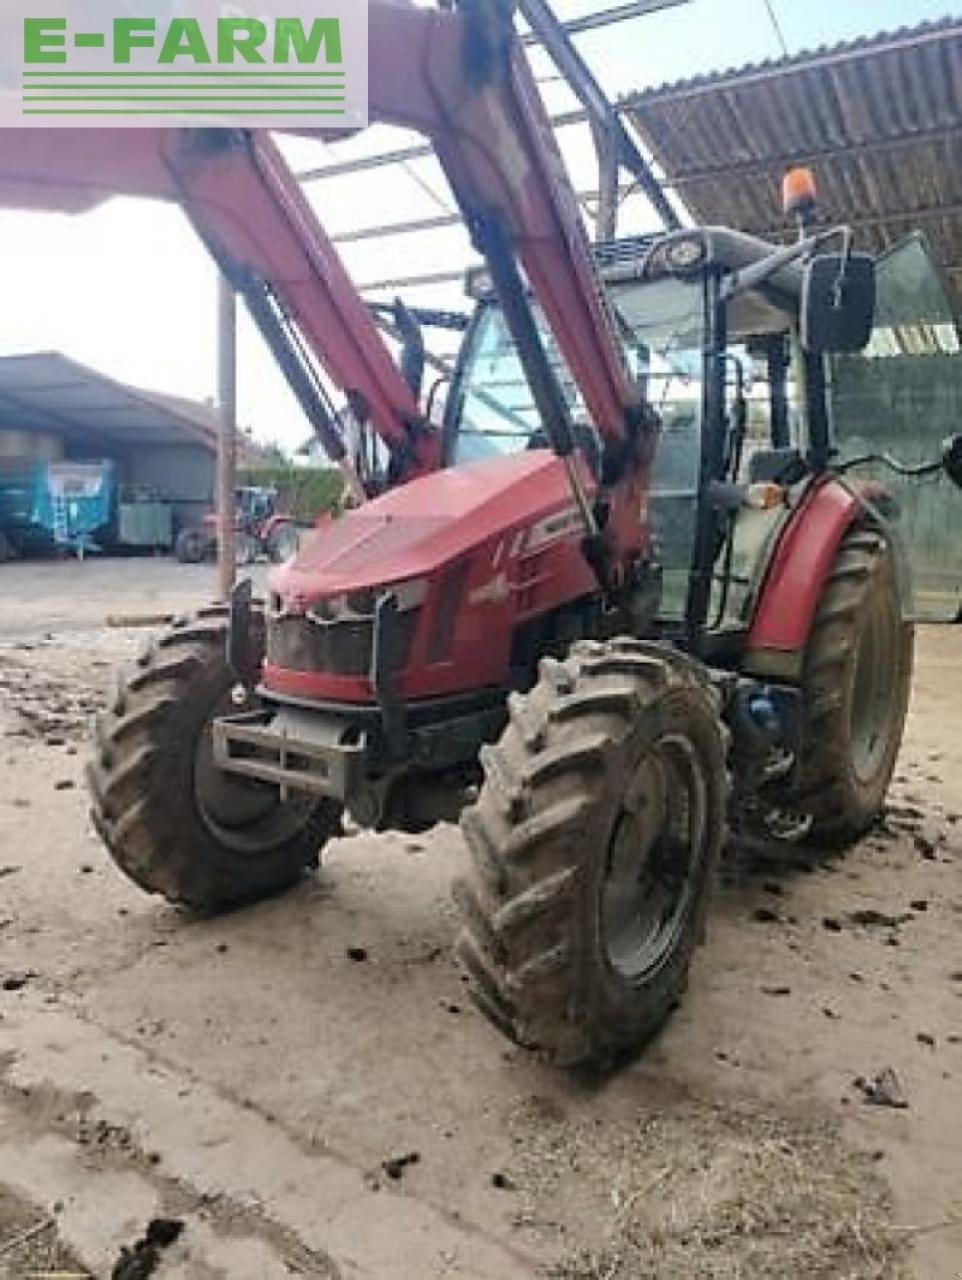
<box><xmin>0</xmin><ymin>558</ymin><xmax>959</xmax><ymax>1279</ymax></box>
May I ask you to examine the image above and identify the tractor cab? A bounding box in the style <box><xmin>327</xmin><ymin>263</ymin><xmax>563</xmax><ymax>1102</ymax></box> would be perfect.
<box><xmin>236</xmin><ymin>486</ymin><xmax>279</xmax><ymax>531</ymax></box>
<box><xmin>445</xmin><ymin>220</ymin><xmax>877</xmax><ymax>655</ymax></box>
<box><xmin>446</xmin><ymin>201</ymin><xmax>962</xmax><ymax>653</ymax></box>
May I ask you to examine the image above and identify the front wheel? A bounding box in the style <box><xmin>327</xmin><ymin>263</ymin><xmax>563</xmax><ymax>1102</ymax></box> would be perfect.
<box><xmin>86</xmin><ymin>606</ymin><xmax>341</xmax><ymax>911</ymax></box>
<box><xmin>454</xmin><ymin>639</ymin><xmax>728</xmax><ymax>1069</ymax></box>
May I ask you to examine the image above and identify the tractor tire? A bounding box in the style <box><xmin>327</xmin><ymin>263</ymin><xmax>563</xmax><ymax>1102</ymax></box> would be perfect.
<box><xmin>266</xmin><ymin>520</ymin><xmax>301</xmax><ymax>565</ymax></box>
<box><xmin>795</xmin><ymin>524</ymin><xmax>913</xmax><ymax>845</ymax></box>
<box><xmin>235</xmin><ymin>532</ymin><xmax>260</xmax><ymax>567</ymax></box>
<box><xmin>86</xmin><ymin>605</ymin><xmax>340</xmax><ymax>912</ymax></box>
<box><xmin>454</xmin><ymin>638</ymin><xmax>728</xmax><ymax>1069</ymax></box>
<box><xmin>175</xmin><ymin>527</ymin><xmax>207</xmax><ymax>564</ymax></box>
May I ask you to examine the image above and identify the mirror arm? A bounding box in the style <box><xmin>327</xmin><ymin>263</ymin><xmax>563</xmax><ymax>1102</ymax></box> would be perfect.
<box><xmin>721</xmin><ymin>225</ymin><xmax>853</xmax><ymax>303</ymax></box>
<box><xmin>829</xmin><ymin>228</ymin><xmax>854</xmax><ymax>305</ymax></box>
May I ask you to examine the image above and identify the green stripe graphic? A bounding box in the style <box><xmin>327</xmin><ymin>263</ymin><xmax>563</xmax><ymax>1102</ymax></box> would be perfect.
<box><xmin>22</xmin><ymin>108</ymin><xmax>347</xmax><ymax>115</ymax></box>
<box><xmin>23</xmin><ymin>70</ymin><xmax>345</xmax><ymax>78</ymax></box>
<box><xmin>21</xmin><ymin>65</ymin><xmax>352</xmax><ymax>118</ymax></box>
<box><xmin>26</xmin><ymin>83</ymin><xmax>338</xmax><ymax>90</ymax></box>
<box><xmin>24</xmin><ymin>95</ymin><xmax>346</xmax><ymax>101</ymax></box>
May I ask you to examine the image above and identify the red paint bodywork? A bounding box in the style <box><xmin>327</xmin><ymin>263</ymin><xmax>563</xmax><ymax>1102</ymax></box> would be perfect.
<box><xmin>266</xmin><ymin>451</ymin><xmax>602</xmax><ymax>703</ymax></box>
<box><xmin>0</xmin><ymin>1</ymin><xmax>654</xmax><ymax>716</ymax></box>
<box><xmin>747</xmin><ymin>477</ymin><xmax>860</xmax><ymax>655</ymax></box>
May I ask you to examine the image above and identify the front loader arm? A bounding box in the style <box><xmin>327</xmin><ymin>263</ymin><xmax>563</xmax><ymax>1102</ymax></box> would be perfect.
<box><xmin>0</xmin><ymin>0</ymin><xmax>643</xmax><ymax>490</ymax></box>
<box><xmin>0</xmin><ymin>126</ymin><xmax>423</xmax><ymax>483</ymax></box>
<box><xmin>357</xmin><ymin>0</ymin><xmax>642</xmax><ymax>450</ymax></box>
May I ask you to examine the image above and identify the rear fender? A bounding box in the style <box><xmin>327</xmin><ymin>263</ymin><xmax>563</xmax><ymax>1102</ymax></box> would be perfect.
<box><xmin>743</xmin><ymin>477</ymin><xmax>863</xmax><ymax>682</ymax></box>
<box><xmin>260</xmin><ymin>514</ymin><xmax>290</xmax><ymax>538</ymax></box>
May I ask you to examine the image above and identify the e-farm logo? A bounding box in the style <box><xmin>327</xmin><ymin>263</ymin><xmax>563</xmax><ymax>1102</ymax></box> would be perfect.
<box><xmin>1</xmin><ymin>1</ymin><xmax>367</xmax><ymax>127</ymax></box>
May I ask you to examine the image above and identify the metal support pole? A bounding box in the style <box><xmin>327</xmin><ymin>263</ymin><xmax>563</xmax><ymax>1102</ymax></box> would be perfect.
<box><xmin>217</xmin><ymin>273</ymin><xmax>237</xmax><ymax>601</ymax></box>
<box><xmin>593</xmin><ymin>125</ymin><xmax>620</xmax><ymax>242</ymax></box>
<box><xmin>518</xmin><ymin>0</ymin><xmax>680</xmax><ymax>232</ymax></box>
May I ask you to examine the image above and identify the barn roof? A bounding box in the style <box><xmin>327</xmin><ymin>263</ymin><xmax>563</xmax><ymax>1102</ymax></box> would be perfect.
<box><xmin>0</xmin><ymin>353</ymin><xmax>218</xmax><ymax>453</ymax></box>
<box><xmin>625</xmin><ymin>17</ymin><xmax>962</xmax><ymax>306</ymax></box>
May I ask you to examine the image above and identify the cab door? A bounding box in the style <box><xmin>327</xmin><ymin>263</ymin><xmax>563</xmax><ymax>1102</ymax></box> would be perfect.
<box><xmin>829</xmin><ymin>234</ymin><xmax>962</xmax><ymax>620</ymax></box>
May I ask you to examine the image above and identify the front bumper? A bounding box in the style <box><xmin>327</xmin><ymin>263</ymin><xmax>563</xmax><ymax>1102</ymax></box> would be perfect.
<box><xmin>212</xmin><ymin>705</ymin><xmax>367</xmax><ymax>804</ymax></box>
<box><xmin>212</xmin><ymin>689</ymin><xmax>507</xmax><ymax>827</ymax></box>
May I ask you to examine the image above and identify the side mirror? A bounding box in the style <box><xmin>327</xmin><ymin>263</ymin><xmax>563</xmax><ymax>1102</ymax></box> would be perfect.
<box><xmin>801</xmin><ymin>253</ymin><xmax>876</xmax><ymax>354</ymax></box>
<box><xmin>943</xmin><ymin>435</ymin><xmax>962</xmax><ymax>489</ymax></box>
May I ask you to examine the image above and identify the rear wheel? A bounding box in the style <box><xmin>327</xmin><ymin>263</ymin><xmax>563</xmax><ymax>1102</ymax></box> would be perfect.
<box><xmin>454</xmin><ymin>639</ymin><xmax>728</xmax><ymax>1068</ymax></box>
<box><xmin>175</xmin><ymin>527</ymin><xmax>207</xmax><ymax>565</ymax></box>
<box><xmin>87</xmin><ymin>606</ymin><xmax>340</xmax><ymax>911</ymax></box>
<box><xmin>796</xmin><ymin>524</ymin><xmax>913</xmax><ymax>844</ymax></box>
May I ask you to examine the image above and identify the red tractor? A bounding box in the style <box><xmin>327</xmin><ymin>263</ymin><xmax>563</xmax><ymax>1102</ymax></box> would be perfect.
<box><xmin>2</xmin><ymin>1</ymin><xmax>958</xmax><ymax>1069</ymax></box>
<box><xmin>175</xmin><ymin>486</ymin><xmax>301</xmax><ymax>566</ymax></box>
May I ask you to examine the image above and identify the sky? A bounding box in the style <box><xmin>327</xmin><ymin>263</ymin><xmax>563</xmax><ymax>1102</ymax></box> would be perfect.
<box><xmin>0</xmin><ymin>0</ymin><xmax>955</xmax><ymax>454</ymax></box>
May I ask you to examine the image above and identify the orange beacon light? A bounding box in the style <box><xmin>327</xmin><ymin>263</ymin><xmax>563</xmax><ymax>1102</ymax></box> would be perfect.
<box><xmin>783</xmin><ymin>166</ymin><xmax>818</xmax><ymax>235</ymax></box>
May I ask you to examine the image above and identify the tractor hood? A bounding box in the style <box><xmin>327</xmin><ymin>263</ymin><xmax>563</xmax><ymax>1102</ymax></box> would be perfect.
<box><xmin>270</xmin><ymin>451</ymin><xmax>584</xmax><ymax>603</ymax></box>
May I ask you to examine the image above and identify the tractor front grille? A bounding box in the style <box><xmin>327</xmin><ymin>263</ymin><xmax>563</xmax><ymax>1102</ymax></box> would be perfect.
<box><xmin>266</xmin><ymin>610</ymin><xmax>417</xmax><ymax>677</ymax></box>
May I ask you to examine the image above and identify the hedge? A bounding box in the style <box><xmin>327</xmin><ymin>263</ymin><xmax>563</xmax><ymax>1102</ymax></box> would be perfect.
<box><xmin>237</xmin><ymin>465</ymin><xmax>344</xmax><ymax>524</ymax></box>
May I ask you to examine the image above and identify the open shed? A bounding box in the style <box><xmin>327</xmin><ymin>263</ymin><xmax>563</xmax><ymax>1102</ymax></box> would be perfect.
<box><xmin>0</xmin><ymin>351</ymin><xmax>217</xmax><ymax>533</ymax></box>
<box><xmin>626</xmin><ymin>17</ymin><xmax>962</xmax><ymax>306</ymax></box>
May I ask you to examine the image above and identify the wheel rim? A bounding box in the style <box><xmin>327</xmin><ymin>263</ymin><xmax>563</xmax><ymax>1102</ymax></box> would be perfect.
<box><xmin>850</xmin><ymin>584</ymin><xmax>899</xmax><ymax>785</ymax></box>
<box><xmin>600</xmin><ymin>734</ymin><xmax>707</xmax><ymax>983</ymax></box>
<box><xmin>193</xmin><ymin>689</ymin><xmax>317</xmax><ymax>855</ymax></box>
<box><xmin>180</xmin><ymin>532</ymin><xmax>204</xmax><ymax>563</ymax></box>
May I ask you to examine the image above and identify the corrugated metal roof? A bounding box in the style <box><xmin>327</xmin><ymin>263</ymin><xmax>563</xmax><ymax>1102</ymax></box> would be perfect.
<box><xmin>626</xmin><ymin>17</ymin><xmax>962</xmax><ymax>304</ymax></box>
<box><xmin>0</xmin><ymin>353</ymin><xmax>217</xmax><ymax>452</ymax></box>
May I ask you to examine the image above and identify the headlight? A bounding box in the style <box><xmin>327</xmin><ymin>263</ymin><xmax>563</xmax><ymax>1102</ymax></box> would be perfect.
<box><xmin>306</xmin><ymin>577</ymin><xmax>428</xmax><ymax>623</ymax></box>
<box><xmin>665</xmin><ymin>235</ymin><xmax>707</xmax><ymax>273</ymax></box>
<box><xmin>464</xmin><ymin>265</ymin><xmax>493</xmax><ymax>299</ymax></box>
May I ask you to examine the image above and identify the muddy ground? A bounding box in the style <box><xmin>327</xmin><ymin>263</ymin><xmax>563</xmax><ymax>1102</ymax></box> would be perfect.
<box><xmin>0</xmin><ymin>558</ymin><xmax>959</xmax><ymax>1279</ymax></box>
